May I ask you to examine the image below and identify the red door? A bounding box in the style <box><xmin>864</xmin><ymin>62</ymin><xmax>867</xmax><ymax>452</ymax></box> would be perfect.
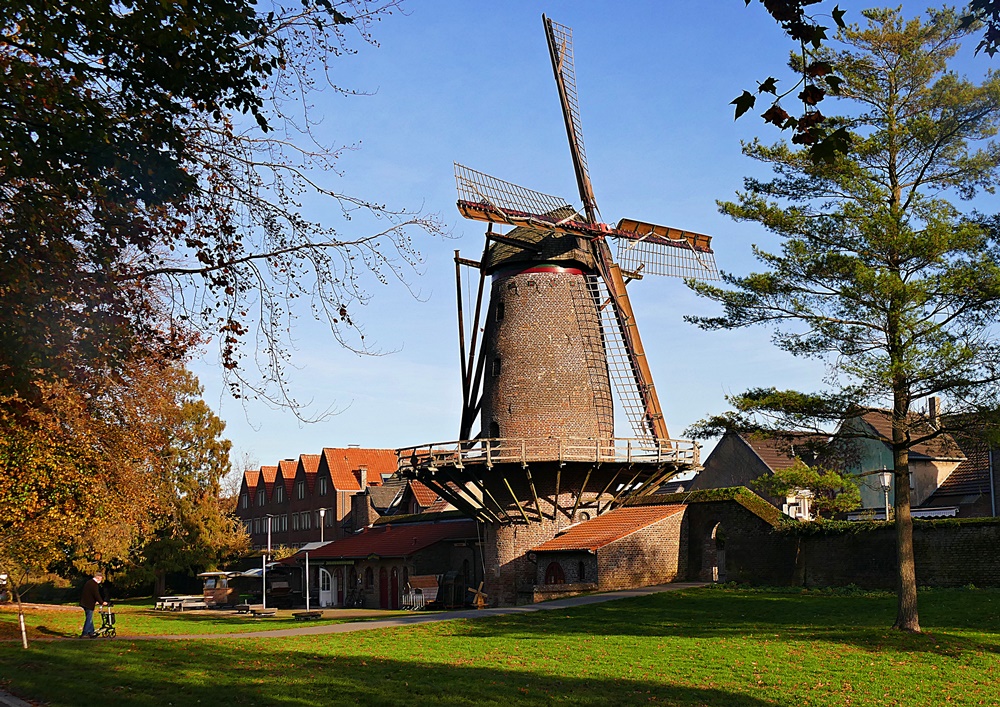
<box><xmin>378</xmin><ymin>568</ymin><xmax>389</xmax><ymax>609</ymax></box>
<box><xmin>335</xmin><ymin>569</ymin><xmax>344</xmax><ymax>606</ymax></box>
<box><xmin>390</xmin><ymin>567</ymin><xmax>400</xmax><ymax>609</ymax></box>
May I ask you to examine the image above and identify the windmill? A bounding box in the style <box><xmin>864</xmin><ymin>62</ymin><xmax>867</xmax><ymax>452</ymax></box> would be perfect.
<box><xmin>453</xmin><ymin>15</ymin><xmax>718</xmax><ymax>450</ymax></box>
<box><xmin>398</xmin><ymin>16</ymin><xmax>716</xmax><ymax>603</ymax></box>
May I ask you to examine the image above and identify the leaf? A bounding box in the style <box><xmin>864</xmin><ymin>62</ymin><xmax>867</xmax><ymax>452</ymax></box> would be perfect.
<box><xmin>832</xmin><ymin>6</ymin><xmax>847</xmax><ymax>29</ymax></box>
<box><xmin>758</xmin><ymin>77</ymin><xmax>779</xmax><ymax>95</ymax></box>
<box><xmin>825</xmin><ymin>75</ymin><xmax>844</xmax><ymax>94</ymax></box>
<box><xmin>809</xmin><ymin>127</ymin><xmax>852</xmax><ymax>164</ymax></box>
<box><xmin>761</xmin><ymin>104</ymin><xmax>790</xmax><ymax>127</ymax></box>
<box><xmin>732</xmin><ymin>90</ymin><xmax>757</xmax><ymax>120</ymax></box>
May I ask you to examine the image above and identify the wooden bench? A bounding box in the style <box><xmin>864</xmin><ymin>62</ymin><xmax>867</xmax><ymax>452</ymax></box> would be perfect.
<box><xmin>235</xmin><ymin>603</ymin><xmax>251</xmax><ymax>614</ymax></box>
<box><xmin>292</xmin><ymin>611</ymin><xmax>323</xmax><ymax>621</ymax></box>
<box><xmin>249</xmin><ymin>607</ymin><xmax>277</xmax><ymax>618</ymax></box>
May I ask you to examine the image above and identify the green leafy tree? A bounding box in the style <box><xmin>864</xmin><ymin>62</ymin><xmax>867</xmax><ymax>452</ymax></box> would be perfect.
<box><xmin>0</xmin><ymin>0</ymin><xmax>442</xmax><ymax>412</ymax></box>
<box><xmin>123</xmin><ymin>371</ymin><xmax>249</xmax><ymax>597</ymax></box>
<box><xmin>690</xmin><ymin>8</ymin><xmax>1000</xmax><ymax>632</ymax></box>
<box><xmin>751</xmin><ymin>458</ymin><xmax>861</xmax><ymax>518</ymax></box>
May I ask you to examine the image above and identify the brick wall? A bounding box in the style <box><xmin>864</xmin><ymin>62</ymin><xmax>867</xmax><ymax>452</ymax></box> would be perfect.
<box><xmin>596</xmin><ymin>511</ymin><xmax>685</xmax><ymax>590</ymax></box>
<box><xmin>481</xmin><ymin>269</ymin><xmax>614</xmax><ymax>453</ymax></box>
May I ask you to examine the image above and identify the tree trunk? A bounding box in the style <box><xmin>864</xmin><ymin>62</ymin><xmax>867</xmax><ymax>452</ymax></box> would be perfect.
<box><xmin>154</xmin><ymin>570</ymin><xmax>167</xmax><ymax>598</ymax></box>
<box><xmin>892</xmin><ymin>429</ymin><xmax>920</xmax><ymax>632</ymax></box>
<box><xmin>11</xmin><ymin>582</ymin><xmax>28</xmax><ymax>649</ymax></box>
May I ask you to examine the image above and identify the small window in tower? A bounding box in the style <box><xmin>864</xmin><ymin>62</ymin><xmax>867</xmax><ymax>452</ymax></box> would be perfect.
<box><xmin>490</xmin><ymin>420</ymin><xmax>500</xmax><ymax>438</ymax></box>
<box><xmin>496</xmin><ymin>301</ymin><xmax>505</xmax><ymax>321</ymax></box>
<box><xmin>492</xmin><ymin>356</ymin><xmax>501</xmax><ymax>376</ymax></box>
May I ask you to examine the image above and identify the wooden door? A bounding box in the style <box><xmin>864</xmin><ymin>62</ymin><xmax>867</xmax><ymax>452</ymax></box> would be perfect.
<box><xmin>378</xmin><ymin>567</ymin><xmax>389</xmax><ymax>609</ymax></box>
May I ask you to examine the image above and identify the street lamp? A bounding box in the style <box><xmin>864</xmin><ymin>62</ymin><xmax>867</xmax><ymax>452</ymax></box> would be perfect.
<box><xmin>318</xmin><ymin>508</ymin><xmax>327</xmax><ymax>543</ymax></box>
<box><xmin>878</xmin><ymin>468</ymin><xmax>893</xmax><ymax>522</ymax></box>
<box><xmin>262</xmin><ymin>514</ymin><xmax>275</xmax><ymax>609</ymax></box>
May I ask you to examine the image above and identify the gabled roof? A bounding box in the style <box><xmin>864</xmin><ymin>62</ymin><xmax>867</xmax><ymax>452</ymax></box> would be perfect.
<box><xmin>742</xmin><ymin>432</ymin><xmax>826</xmax><ymax>472</ymax></box>
<box><xmin>243</xmin><ymin>470</ymin><xmax>260</xmax><ymax>493</ymax></box>
<box><xmin>302</xmin><ymin>519</ymin><xmax>477</xmax><ymax>560</ymax></box>
<box><xmin>928</xmin><ymin>438</ymin><xmax>993</xmax><ymax>498</ymax></box>
<box><xmin>320</xmin><ymin>448</ymin><xmax>393</xmax><ymax>491</ymax></box>
<box><xmin>409</xmin><ymin>480</ymin><xmax>439</xmax><ymax>508</ymax></box>
<box><xmin>278</xmin><ymin>459</ymin><xmax>297</xmax><ymax>495</ymax></box>
<box><xmin>260</xmin><ymin>465</ymin><xmax>278</xmax><ymax>496</ymax></box>
<box><xmin>532</xmin><ymin>505</ymin><xmax>684</xmax><ymax>552</ymax></box>
<box><xmin>368</xmin><ymin>485</ymin><xmax>402</xmax><ymax>511</ymax></box>
<box><xmin>298</xmin><ymin>453</ymin><xmax>322</xmax><ymax>492</ymax></box>
<box><xmin>856</xmin><ymin>410</ymin><xmax>965</xmax><ymax>460</ymax></box>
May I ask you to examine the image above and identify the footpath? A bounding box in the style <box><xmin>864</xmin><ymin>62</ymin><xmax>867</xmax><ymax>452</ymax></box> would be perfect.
<box><xmin>127</xmin><ymin>581</ymin><xmax>707</xmax><ymax>641</ymax></box>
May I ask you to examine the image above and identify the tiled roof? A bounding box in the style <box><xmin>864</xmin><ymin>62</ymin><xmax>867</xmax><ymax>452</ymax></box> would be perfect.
<box><xmin>260</xmin><ymin>465</ymin><xmax>278</xmax><ymax>496</ymax></box>
<box><xmin>743</xmin><ymin>433</ymin><xmax>826</xmax><ymax>472</ymax></box>
<box><xmin>858</xmin><ymin>410</ymin><xmax>965</xmax><ymax>460</ymax></box>
<box><xmin>243</xmin><ymin>470</ymin><xmax>260</xmax><ymax>492</ymax></box>
<box><xmin>532</xmin><ymin>504</ymin><xmax>684</xmax><ymax>552</ymax></box>
<box><xmin>409</xmin><ymin>480</ymin><xmax>439</xmax><ymax>508</ymax></box>
<box><xmin>320</xmin><ymin>448</ymin><xmax>393</xmax><ymax>491</ymax></box>
<box><xmin>298</xmin><ymin>453</ymin><xmax>322</xmax><ymax>492</ymax></box>
<box><xmin>928</xmin><ymin>438</ymin><xmax>993</xmax><ymax>498</ymax></box>
<box><xmin>302</xmin><ymin>519</ymin><xmax>477</xmax><ymax>560</ymax></box>
<box><xmin>278</xmin><ymin>459</ymin><xmax>297</xmax><ymax>495</ymax></box>
<box><xmin>368</xmin><ymin>485</ymin><xmax>402</xmax><ymax>511</ymax></box>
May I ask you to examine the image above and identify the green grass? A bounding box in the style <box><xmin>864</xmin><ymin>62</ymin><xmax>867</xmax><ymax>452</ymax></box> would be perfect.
<box><xmin>0</xmin><ymin>601</ymin><xmax>406</xmax><ymax>639</ymax></box>
<box><xmin>1</xmin><ymin>587</ymin><xmax>998</xmax><ymax>706</ymax></box>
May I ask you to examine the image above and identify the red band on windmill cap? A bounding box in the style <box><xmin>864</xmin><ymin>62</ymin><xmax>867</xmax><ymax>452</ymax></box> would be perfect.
<box><xmin>492</xmin><ymin>264</ymin><xmax>586</xmax><ymax>281</ymax></box>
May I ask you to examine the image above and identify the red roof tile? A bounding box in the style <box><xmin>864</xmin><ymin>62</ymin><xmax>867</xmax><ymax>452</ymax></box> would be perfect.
<box><xmin>298</xmin><ymin>453</ymin><xmax>322</xmax><ymax>492</ymax></box>
<box><xmin>278</xmin><ymin>459</ymin><xmax>297</xmax><ymax>495</ymax></box>
<box><xmin>409</xmin><ymin>480</ymin><xmax>439</xmax><ymax>508</ymax></box>
<box><xmin>243</xmin><ymin>469</ymin><xmax>260</xmax><ymax>493</ymax></box>
<box><xmin>320</xmin><ymin>448</ymin><xmax>394</xmax><ymax>491</ymax></box>
<box><xmin>260</xmin><ymin>465</ymin><xmax>278</xmax><ymax>496</ymax></box>
<box><xmin>303</xmin><ymin>519</ymin><xmax>477</xmax><ymax>560</ymax></box>
<box><xmin>532</xmin><ymin>505</ymin><xmax>684</xmax><ymax>552</ymax></box>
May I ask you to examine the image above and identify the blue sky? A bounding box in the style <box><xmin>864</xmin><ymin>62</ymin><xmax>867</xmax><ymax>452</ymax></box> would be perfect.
<box><xmin>189</xmin><ymin>1</ymin><xmax>994</xmax><ymax>470</ymax></box>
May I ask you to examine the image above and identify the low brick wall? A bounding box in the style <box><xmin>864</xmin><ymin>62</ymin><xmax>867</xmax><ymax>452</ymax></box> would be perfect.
<box><xmin>776</xmin><ymin>519</ymin><xmax>1000</xmax><ymax>589</ymax></box>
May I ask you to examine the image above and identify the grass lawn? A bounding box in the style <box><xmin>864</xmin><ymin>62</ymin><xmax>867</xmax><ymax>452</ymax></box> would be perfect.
<box><xmin>0</xmin><ymin>586</ymin><xmax>998</xmax><ymax>706</ymax></box>
<box><xmin>0</xmin><ymin>599</ymin><xmax>407</xmax><ymax>639</ymax></box>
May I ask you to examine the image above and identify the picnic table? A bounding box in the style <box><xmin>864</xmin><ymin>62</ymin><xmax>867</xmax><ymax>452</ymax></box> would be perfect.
<box><xmin>249</xmin><ymin>607</ymin><xmax>277</xmax><ymax>618</ymax></box>
<box><xmin>155</xmin><ymin>595</ymin><xmax>207</xmax><ymax>611</ymax></box>
<box><xmin>292</xmin><ymin>611</ymin><xmax>323</xmax><ymax>621</ymax></box>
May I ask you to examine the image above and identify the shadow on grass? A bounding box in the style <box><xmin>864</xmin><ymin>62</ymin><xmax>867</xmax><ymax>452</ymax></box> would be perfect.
<box><xmin>0</xmin><ymin>640</ymin><xmax>774</xmax><ymax>707</ymax></box>
<box><xmin>448</xmin><ymin>589</ymin><xmax>1000</xmax><ymax>657</ymax></box>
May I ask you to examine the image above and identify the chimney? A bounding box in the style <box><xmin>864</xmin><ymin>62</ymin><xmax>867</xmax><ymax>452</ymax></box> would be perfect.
<box><xmin>928</xmin><ymin>396</ymin><xmax>940</xmax><ymax>429</ymax></box>
<box><xmin>350</xmin><ymin>489</ymin><xmax>379</xmax><ymax>531</ymax></box>
<box><xmin>359</xmin><ymin>465</ymin><xmax>368</xmax><ymax>489</ymax></box>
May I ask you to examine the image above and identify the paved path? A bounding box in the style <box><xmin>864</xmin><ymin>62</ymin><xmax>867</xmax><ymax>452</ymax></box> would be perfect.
<box><xmin>123</xmin><ymin>582</ymin><xmax>707</xmax><ymax>641</ymax></box>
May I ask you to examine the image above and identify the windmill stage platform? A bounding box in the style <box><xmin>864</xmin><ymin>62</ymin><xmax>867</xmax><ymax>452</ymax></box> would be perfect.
<box><xmin>396</xmin><ymin>436</ymin><xmax>700</xmax><ymax>526</ymax></box>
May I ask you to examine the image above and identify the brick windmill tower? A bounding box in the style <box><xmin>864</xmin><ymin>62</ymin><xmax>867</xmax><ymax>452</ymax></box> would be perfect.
<box><xmin>400</xmin><ymin>16</ymin><xmax>719</xmax><ymax>605</ymax></box>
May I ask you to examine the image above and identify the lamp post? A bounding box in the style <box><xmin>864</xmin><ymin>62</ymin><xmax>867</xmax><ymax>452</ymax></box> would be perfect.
<box><xmin>318</xmin><ymin>508</ymin><xmax>327</xmax><ymax>543</ymax></box>
<box><xmin>262</xmin><ymin>514</ymin><xmax>275</xmax><ymax>609</ymax></box>
<box><xmin>878</xmin><ymin>468</ymin><xmax>893</xmax><ymax>522</ymax></box>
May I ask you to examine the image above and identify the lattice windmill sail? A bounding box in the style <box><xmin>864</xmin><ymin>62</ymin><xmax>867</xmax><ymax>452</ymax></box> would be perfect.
<box><xmin>451</xmin><ymin>14</ymin><xmax>719</xmax><ymax>447</ymax></box>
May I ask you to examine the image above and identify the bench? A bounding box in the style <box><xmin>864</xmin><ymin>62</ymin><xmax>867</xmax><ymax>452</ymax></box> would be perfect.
<box><xmin>249</xmin><ymin>607</ymin><xmax>277</xmax><ymax>618</ymax></box>
<box><xmin>292</xmin><ymin>611</ymin><xmax>323</xmax><ymax>621</ymax></box>
<box><xmin>235</xmin><ymin>603</ymin><xmax>251</xmax><ymax>614</ymax></box>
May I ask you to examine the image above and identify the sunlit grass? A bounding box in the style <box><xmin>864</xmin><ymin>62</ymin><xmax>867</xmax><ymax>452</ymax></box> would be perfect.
<box><xmin>0</xmin><ymin>587</ymin><xmax>998</xmax><ymax>706</ymax></box>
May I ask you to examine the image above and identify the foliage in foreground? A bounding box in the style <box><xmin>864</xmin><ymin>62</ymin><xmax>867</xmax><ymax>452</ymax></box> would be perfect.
<box><xmin>0</xmin><ymin>588</ymin><xmax>997</xmax><ymax>706</ymax></box>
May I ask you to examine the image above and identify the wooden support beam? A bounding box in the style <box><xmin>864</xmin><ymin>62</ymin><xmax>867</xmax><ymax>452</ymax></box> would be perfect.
<box><xmin>442</xmin><ymin>467</ymin><xmax>502</xmax><ymax>524</ymax></box>
<box><xmin>463</xmin><ymin>466</ymin><xmax>516</xmax><ymax>525</ymax></box>
<box><xmin>423</xmin><ymin>474</ymin><xmax>490</xmax><ymax>523</ymax></box>
<box><xmin>523</xmin><ymin>464</ymin><xmax>544</xmax><ymax>522</ymax></box>
<box><xmin>503</xmin><ymin>478</ymin><xmax>531</xmax><ymax>524</ymax></box>
<box><xmin>603</xmin><ymin>466</ymin><xmax>645</xmax><ymax>514</ymax></box>
<box><xmin>553</xmin><ymin>465</ymin><xmax>562</xmax><ymax>522</ymax></box>
<box><xmin>570</xmin><ymin>468</ymin><xmax>592</xmax><ymax>520</ymax></box>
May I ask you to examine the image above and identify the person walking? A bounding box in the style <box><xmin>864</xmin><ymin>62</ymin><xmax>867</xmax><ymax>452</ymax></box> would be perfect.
<box><xmin>79</xmin><ymin>571</ymin><xmax>107</xmax><ymax>638</ymax></box>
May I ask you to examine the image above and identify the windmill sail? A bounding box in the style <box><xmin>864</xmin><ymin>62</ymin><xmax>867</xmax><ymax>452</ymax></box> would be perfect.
<box><xmin>544</xmin><ymin>15</ymin><xmax>599</xmax><ymax>223</ymax></box>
